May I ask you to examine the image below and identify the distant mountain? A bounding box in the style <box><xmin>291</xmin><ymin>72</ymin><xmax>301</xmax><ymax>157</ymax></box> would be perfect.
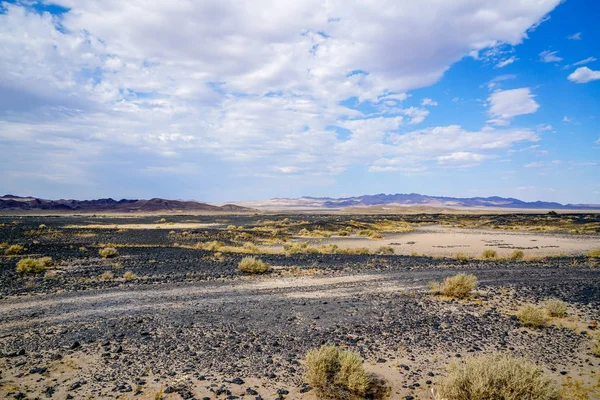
<box><xmin>234</xmin><ymin>193</ymin><xmax>600</xmax><ymax>210</ymax></box>
<box><xmin>0</xmin><ymin>195</ymin><xmax>254</xmax><ymax>213</ymax></box>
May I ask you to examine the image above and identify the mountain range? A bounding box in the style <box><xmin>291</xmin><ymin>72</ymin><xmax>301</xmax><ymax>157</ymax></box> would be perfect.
<box><xmin>0</xmin><ymin>195</ymin><xmax>251</xmax><ymax>212</ymax></box>
<box><xmin>1</xmin><ymin>193</ymin><xmax>598</xmax><ymax>212</ymax></box>
<box><xmin>234</xmin><ymin>193</ymin><xmax>600</xmax><ymax>210</ymax></box>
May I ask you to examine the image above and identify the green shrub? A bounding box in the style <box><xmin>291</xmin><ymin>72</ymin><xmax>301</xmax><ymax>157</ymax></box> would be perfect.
<box><xmin>5</xmin><ymin>244</ymin><xmax>25</xmax><ymax>256</ymax></box>
<box><xmin>543</xmin><ymin>298</ymin><xmax>568</xmax><ymax>318</ymax></box>
<box><xmin>482</xmin><ymin>249</ymin><xmax>497</xmax><ymax>259</ymax></box>
<box><xmin>509</xmin><ymin>250</ymin><xmax>525</xmax><ymax>261</ymax></box>
<box><xmin>435</xmin><ymin>352</ymin><xmax>560</xmax><ymax>400</ymax></box>
<box><xmin>304</xmin><ymin>345</ymin><xmax>370</xmax><ymax>399</ymax></box>
<box><xmin>238</xmin><ymin>256</ymin><xmax>270</xmax><ymax>274</ymax></box>
<box><xmin>99</xmin><ymin>247</ymin><xmax>118</xmax><ymax>258</ymax></box>
<box><xmin>431</xmin><ymin>273</ymin><xmax>478</xmax><ymax>298</ymax></box>
<box><xmin>16</xmin><ymin>258</ymin><xmax>47</xmax><ymax>274</ymax></box>
<box><xmin>517</xmin><ymin>304</ymin><xmax>549</xmax><ymax>328</ymax></box>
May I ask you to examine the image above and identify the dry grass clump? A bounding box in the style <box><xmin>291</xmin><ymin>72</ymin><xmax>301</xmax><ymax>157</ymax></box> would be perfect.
<box><xmin>100</xmin><ymin>271</ymin><xmax>115</xmax><ymax>280</ymax></box>
<box><xmin>430</xmin><ymin>273</ymin><xmax>478</xmax><ymax>299</ymax></box>
<box><xmin>375</xmin><ymin>246</ymin><xmax>394</xmax><ymax>255</ymax></box>
<box><xmin>196</xmin><ymin>241</ymin><xmax>224</xmax><ymax>251</ymax></box>
<box><xmin>238</xmin><ymin>256</ymin><xmax>270</xmax><ymax>274</ymax></box>
<box><xmin>482</xmin><ymin>249</ymin><xmax>497</xmax><ymax>259</ymax></box>
<box><xmin>434</xmin><ymin>352</ymin><xmax>560</xmax><ymax>400</ymax></box>
<box><xmin>5</xmin><ymin>244</ymin><xmax>25</xmax><ymax>256</ymax></box>
<box><xmin>123</xmin><ymin>271</ymin><xmax>137</xmax><ymax>280</ymax></box>
<box><xmin>16</xmin><ymin>258</ymin><xmax>49</xmax><ymax>274</ymax></box>
<box><xmin>587</xmin><ymin>249</ymin><xmax>600</xmax><ymax>258</ymax></box>
<box><xmin>455</xmin><ymin>252</ymin><xmax>469</xmax><ymax>262</ymax></box>
<box><xmin>543</xmin><ymin>298</ymin><xmax>568</xmax><ymax>318</ymax></box>
<box><xmin>284</xmin><ymin>242</ymin><xmax>320</xmax><ymax>255</ymax></box>
<box><xmin>509</xmin><ymin>250</ymin><xmax>525</xmax><ymax>261</ymax></box>
<box><xmin>0</xmin><ymin>242</ymin><xmax>8</xmax><ymax>248</ymax></box>
<box><xmin>592</xmin><ymin>332</ymin><xmax>600</xmax><ymax>357</ymax></box>
<box><xmin>304</xmin><ymin>345</ymin><xmax>370</xmax><ymax>399</ymax></box>
<box><xmin>516</xmin><ymin>304</ymin><xmax>549</xmax><ymax>328</ymax></box>
<box><xmin>99</xmin><ymin>247</ymin><xmax>118</xmax><ymax>258</ymax></box>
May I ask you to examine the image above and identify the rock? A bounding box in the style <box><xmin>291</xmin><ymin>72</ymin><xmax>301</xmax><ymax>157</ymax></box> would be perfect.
<box><xmin>29</xmin><ymin>367</ymin><xmax>47</xmax><ymax>374</ymax></box>
<box><xmin>246</xmin><ymin>388</ymin><xmax>258</xmax><ymax>395</ymax></box>
<box><xmin>70</xmin><ymin>341</ymin><xmax>81</xmax><ymax>350</ymax></box>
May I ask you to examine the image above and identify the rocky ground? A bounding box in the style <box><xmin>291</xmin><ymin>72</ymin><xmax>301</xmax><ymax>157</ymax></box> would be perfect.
<box><xmin>0</xmin><ymin>215</ymin><xmax>599</xmax><ymax>399</ymax></box>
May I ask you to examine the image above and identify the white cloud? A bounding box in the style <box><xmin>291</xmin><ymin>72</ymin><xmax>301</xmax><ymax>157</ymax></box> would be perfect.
<box><xmin>496</xmin><ymin>56</ymin><xmax>517</xmax><ymax>68</ymax></box>
<box><xmin>567</xmin><ymin>32</ymin><xmax>582</xmax><ymax>40</ymax></box>
<box><xmin>573</xmin><ymin>57</ymin><xmax>597</xmax><ymax>66</ymax></box>
<box><xmin>539</xmin><ymin>50</ymin><xmax>563</xmax><ymax>63</ymax></box>
<box><xmin>563</xmin><ymin>116</ymin><xmax>572</xmax><ymax>123</ymax></box>
<box><xmin>437</xmin><ymin>152</ymin><xmax>491</xmax><ymax>165</ymax></box>
<box><xmin>421</xmin><ymin>98</ymin><xmax>438</xmax><ymax>106</ymax></box>
<box><xmin>525</xmin><ymin>160</ymin><xmax>561</xmax><ymax>168</ymax></box>
<box><xmin>568</xmin><ymin>67</ymin><xmax>600</xmax><ymax>83</ymax></box>
<box><xmin>0</xmin><ymin>0</ymin><xmax>561</xmax><ymax>196</ymax></box>
<box><xmin>487</xmin><ymin>88</ymin><xmax>540</xmax><ymax>125</ymax></box>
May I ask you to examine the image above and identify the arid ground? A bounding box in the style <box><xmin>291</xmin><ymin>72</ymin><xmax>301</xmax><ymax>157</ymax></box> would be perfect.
<box><xmin>1</xmin><ymin>213</ymin><xmax>599</xmax><ymax>399</ymax></box>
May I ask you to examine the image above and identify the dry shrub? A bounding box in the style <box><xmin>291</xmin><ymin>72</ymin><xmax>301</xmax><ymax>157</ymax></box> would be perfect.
<box><xmin>432</xmin><ymin>273</ymin><xmax>478</xmax><ymax>298</ymax></box>
<box><xmin>435</xmin><ymin>352</ymin><xmax>560</xmax><ymax>400</ymax></box>
<box><xmin>123</xmin><ymin>271</ymin><xmax>137</xmax><ymax>280</ymax></box>
<box><xmin>16</xmin><ymin>258</ymin><xmax>47</xmax><ymax>274</ymax></box>
<box><xmin>5</xmin><ymin>244</ymin><xmax>25</xmax><ymax>256</ymax></box>
<box><xmin>100</xmin><ymin>271</ymin><xmax>115</xmax><ymax>280</ymax></box>
<box><xmin>0</xmin><ymin>242</ymin><xmax>8</xmax><ymax>248</ymax></box>
<box><xmin>587</xmin><ymin>249</ymin><xmax>600</xmax><ymax>258</ymax></box>
<box><xmin>592</xmin><ymin>332</ymin><xmax>600</xmax><ymax>357</ymax></box>
<box><xmin>517</xmin><ymin>304</ymin><xmax>549</xmax><ymax>328</ymax></box>
<box><xmin>99</xmin><ymin>247</ymin><xmax>118</xmax><ymax>258</ymax></box>
<box><xmin>375</xmin><ymin>246</ymin><xmax>394</xmax><ymax>255</ymax></box>
<box><xmin>369</xmin><ymin>232</ymin><xmax>383</xmax><ymax>239</ymax></box>
<box><xmin>543</xmin><ymin>298</ymin><xmax>568</xmax><ymax>318</ymax></box>
<box><xmin>197</xmin><ymin>241</ymin><xmax>224</xmax><ymax>251</ymax></box>
<box><xmin>238</xmin><ymin>256</ymin><xmax>270</xmax><ymax>274</ymax></box>
<box><xmin>509</xmin><ymin>250</ymin><xmax>525</xmax><ymax>261</ymax></box>
<box><xmin>455</xmin><ymin>253</ymin><xmax>469</xmax><ymax>262</ymax></box>
<box><xmin>482</xmin><ymin>249</ymin><xmax>497</xmax><ymax>259</ymax></box>
<box><xmin>304</xmin><ymin>345</ymin><xmax>370</xmax><ymax>399</ymax></box>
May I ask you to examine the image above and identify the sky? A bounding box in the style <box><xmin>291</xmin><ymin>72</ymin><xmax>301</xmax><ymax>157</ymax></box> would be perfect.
<box><xmin>0</xmin><ymin>0</ymin><xmax>598</xmax><ymax>204</ymax></box>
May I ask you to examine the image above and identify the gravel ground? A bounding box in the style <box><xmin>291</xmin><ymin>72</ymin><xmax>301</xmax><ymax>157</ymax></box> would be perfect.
<box><xmin>1</xmin><ymin>215</ymin><xmax>599</xmax><ymax>399</ymax></box>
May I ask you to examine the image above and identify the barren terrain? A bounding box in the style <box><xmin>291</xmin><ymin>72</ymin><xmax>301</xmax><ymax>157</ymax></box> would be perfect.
<box><xmin>1</xmin><ymin>213</ymin><xmax>599</xmax><ymax>399</ymax></box>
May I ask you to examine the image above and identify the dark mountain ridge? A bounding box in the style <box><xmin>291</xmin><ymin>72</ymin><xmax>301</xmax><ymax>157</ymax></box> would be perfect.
<box><xmin>0</xmin><ymin>196</ymin><xmax>252</xmax><ymax>212</ymax></box>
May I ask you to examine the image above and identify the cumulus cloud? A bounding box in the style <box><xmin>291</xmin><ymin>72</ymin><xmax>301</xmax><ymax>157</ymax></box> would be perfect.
<box><xmin>539</xmin><ymin>50</ymin><xmax>563</xmax><ymax>63</ymax></box>
<box><xmin>421</xmin><ymin>98</ymin><xmax>438</xmax><ymax>106</ymax></box>
<box><xmin>567</xmin><ymin>32</ymin><xmax>582</xmax><ymax>40</ymax></box>
<box><xmin>487</xmin><ymin>88</ymin><xmax>540</xmax><ymax>125</ymax></box>
<box><xmin>568</xmin><ymin>67</ymin><xmax>600</xmax><ymax>83</ymax></box>
<box><xmin>0</xmin><ymin>0</ymin><xmax>561</xmax><ymax>198</ymax></box>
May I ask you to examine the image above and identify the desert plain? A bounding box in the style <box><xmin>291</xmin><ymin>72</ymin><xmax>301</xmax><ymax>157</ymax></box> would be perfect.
<box><xmin>0</xmin><ymin>211</ymin><xmax>599</xmax><ymax>399</ymax></box>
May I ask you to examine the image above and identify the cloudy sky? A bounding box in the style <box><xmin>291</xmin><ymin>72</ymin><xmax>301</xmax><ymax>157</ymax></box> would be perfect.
<box><xmin>0</xmin><ymin>0</ymin><xmax>598</xmax><ymax>203</ymax></box>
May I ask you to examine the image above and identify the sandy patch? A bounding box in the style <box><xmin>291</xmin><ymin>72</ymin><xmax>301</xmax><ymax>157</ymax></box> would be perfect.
<box><xmin>287</xmin><ymin>225</ymin><xmax>599</xmax><ymax>257</ymax></box>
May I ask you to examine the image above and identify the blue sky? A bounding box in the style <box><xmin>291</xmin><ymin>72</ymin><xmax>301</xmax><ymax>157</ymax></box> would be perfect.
<box><xmin>0</xmin><ymin>0</ymin><xmax>598</xmax><ymax>204</ymax></box>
